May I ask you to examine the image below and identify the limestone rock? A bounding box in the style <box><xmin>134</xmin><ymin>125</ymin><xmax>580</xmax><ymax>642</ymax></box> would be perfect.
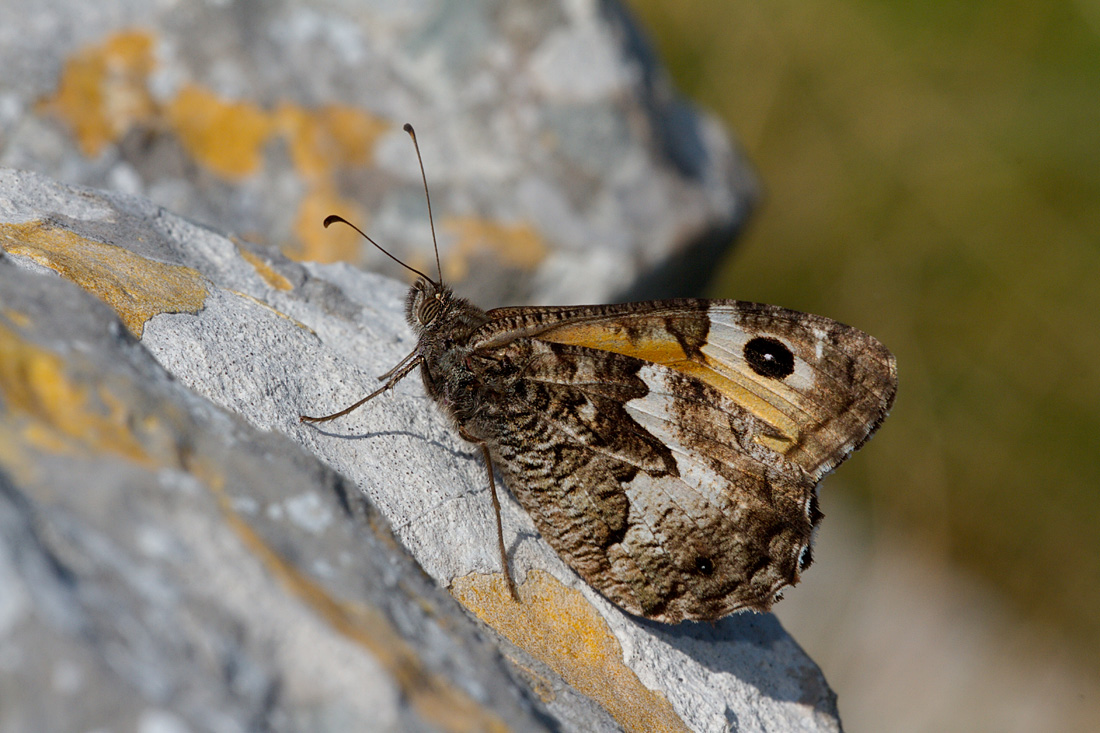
<box><xmin>0</xmin><ymin>1</ymin><xmax>842</xmax><ymax>729</ymax></box>
<box><xmin>0</xmin><ymin>0</ymin><xmax>754</xmax><ymax>307</ymax></box>
<box><xmin>1</xmin><ymin>169</ymin><xmax>839</xmax><ymax>732</ymax></box>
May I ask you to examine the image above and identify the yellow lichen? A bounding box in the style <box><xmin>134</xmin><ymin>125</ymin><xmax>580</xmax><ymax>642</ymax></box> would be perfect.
<box><xmin>0</xmin><ymin>323</ymin><xmax>154</xmax><ymax>466</ymax></box>
<box><xmin>239</xmin><ymin>247</ymin><xmax>293</xmax><ymax>291</ymax></box>
<box><xmin>451</xmin><ymin>570</ymin><xmax>690</xmax><ymax>733</ymax></box>
<box><xmin>37</xmin><ymin>29</ymin><xmax>158</xmax><ymax>156</ymax></box>
<box><xmin>276</xmin><ymin>103</ymin><xmax>388</xmax><ymax>179</ymax></box>
<box><xmin>441</xmin><ymin>217</ymin><xmax>547</xmax><ymax>282</ymax></box>
<box><xmin>38</xmin><ymin>28</ymin><xmax>400</xmax><ymax>265</ymax></box>
<box><xmin>165</xmin><ymin>84</ymin><xmax>276</xmax><ymax>180</ymax></box>
<box><xmin>204</xmin><ymin>474</ymin><xmax>510</xmax><ymax>733</ymax></box>
<box><xmin>0</xmin><ymin>220</ymin><xmax>208</xmax><ymax>338</ymax></box>
<box><xmin>291</xmin><ymin>185</ymin><xmax>368</xmax><ymax>264</ymax></box>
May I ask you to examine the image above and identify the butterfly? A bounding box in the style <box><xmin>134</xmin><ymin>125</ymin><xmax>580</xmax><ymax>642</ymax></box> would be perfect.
<box><xmin>301</xmin><ymin>125</ymin><xmax>897</xmax><ymax>623</ymax></box>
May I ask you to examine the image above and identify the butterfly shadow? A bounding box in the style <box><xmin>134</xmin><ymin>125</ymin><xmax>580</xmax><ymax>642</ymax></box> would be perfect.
<box><xmin>303</xmin><ymin>425</ymin><xmax>478</xmax><ymax>461</ymax></box>
<box><xmin>631</xmin><ymin>612</ymin><xmax>835</xmax><ymax>713</ymax></box>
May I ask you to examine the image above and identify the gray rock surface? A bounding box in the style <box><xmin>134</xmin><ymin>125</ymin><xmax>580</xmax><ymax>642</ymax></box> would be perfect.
<box><xmin>0</xmin><ymin>1</ymin><xmax>843</xmax><ymax>730</ymax></box>
<box><xmin>0</xmin><ymin>169</ymin><xmax>839</xmax><ymax>732</ymax></box>
<box><xmin>0</xmin><ymin>225</ymin><xmax>563</xmax><ymax>731</ymax></box>
<box><xmin>0</xmin><ymin>0</ymin><xmax>754</xmax><ymax>307</ymax></box>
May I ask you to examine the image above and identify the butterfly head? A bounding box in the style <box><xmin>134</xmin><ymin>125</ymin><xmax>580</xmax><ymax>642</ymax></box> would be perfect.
<box><xmin>406</xmin><ymin>277</ymin><xmax>451</xmax><ymax>332</ymax></box>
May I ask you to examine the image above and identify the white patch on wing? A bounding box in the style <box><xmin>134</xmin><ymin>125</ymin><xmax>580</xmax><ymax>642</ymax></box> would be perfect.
<box><xmin>814</xmin><ymin>328</ymin><xmax>826</xmax><ymax>360</ymax></box>
<box><xmin>623</xmin><ymin>366</ymin><xmax>738</xmax><ymax>514</ymax></box>
<box><xmin>608</xmin><ymin>490</ymin><xmax>671</xmax><ymax>581</ymax></box>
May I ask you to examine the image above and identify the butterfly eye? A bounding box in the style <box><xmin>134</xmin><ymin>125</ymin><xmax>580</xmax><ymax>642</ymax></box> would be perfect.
<box><xmin>417</xmin><ymin>293</ymin><xmax>443</xmax><ymax>325</ymax></box>
<box><xmin>743</xmin><ymin>337</ymin><xmax>795</xmax><ymax>379</ymax></box>
<box><xmin>694</xmin><ymin>556</ymin><xmax>714</xmax><ymax>575</ymax></box>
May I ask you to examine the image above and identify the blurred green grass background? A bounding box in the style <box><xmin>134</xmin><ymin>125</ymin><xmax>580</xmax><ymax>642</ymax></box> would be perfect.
<box><xmin>627</xmin><ymin>0</ymin><xmax>1100</xmax><ymax>669</ymax></box>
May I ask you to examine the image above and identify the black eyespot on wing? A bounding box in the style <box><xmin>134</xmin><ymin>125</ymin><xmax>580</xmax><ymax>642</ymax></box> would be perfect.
<box><xmin>744</xmin><ymin>337</ymin><xmax>795</xmax><ymax>379</ymax></box>
<box><xmin>695</xmin><ymin>556</ymin><xmax>714</xmax><ymax>575</ymax></box>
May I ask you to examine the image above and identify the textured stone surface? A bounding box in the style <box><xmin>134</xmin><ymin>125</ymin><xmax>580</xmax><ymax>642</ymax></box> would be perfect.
<box><xmin>0</xmin><ymin>2</ymin><xmax>843</xmax><ymax>730</ymax></box>
<box><xmin>0</xmin><ymin>222</ymin><xmax>563</xmax><ymax>731</ymax></box>
<box><xmin>1</xmin><ymin>169</ymin><xmax>839</xmax><ymax>732</ymax></box>
<box><xmin>0</xmin><ymin>0</ymin><xmax>754</xmax><ymax>308</ymax></box>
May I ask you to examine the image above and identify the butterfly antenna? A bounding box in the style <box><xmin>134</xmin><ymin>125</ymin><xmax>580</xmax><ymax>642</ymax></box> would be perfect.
<box><xmin>403</xmin><ymin>123</ymin><xmax>443</xmax><ymax>286</ymax></box>
<box><xmin>322</xmin><ymin>214</ymin><xmax>435</xmax><ymax>284</ymax></box>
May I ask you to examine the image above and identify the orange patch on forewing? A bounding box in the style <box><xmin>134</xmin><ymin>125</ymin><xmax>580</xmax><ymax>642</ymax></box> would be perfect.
<box><xmin>0</xmin><ymin>221</ymin><xmax>208</xmax><ymax>338</ymax></box>
<box><xmin>165</xmin><ymin>84</ymin><xmax>275</xmax><ymax>179</ymax></box>
<box><xmin>441</xmin><ymin>217</ymin><xmax>547</xmax><ymax>282</ymax></box>
<box><xmin>536</xmin><ymin>319</ymin><xmax>803</xmax><ymax>449</ymax></box>
<box><xmin>37</xmin><ymin>29</ymin><xmax>159</xmax><ymax>157</ymax></box>
<box><xmin>536</xmin><ymin>320</ymin><xmax>691</xmax><ymax>363</ymax></box>
<box><xmin>673</xmin><ymin>358</ymin><xmax>800</xmax><ymax>450</ymax></box>
<box><xmin>451</xmin><ymin>570</ymin><xmax>690</xmax><ymax>733</ymax></box>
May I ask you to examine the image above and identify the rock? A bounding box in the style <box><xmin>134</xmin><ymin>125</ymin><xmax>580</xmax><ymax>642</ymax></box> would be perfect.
<box><xmin>0</xmin><ymin>221</ymin><xmax>561</xmax><ymax>730</ymax></box>
<box><xmin>0</xmin><ymin>169</ymin><xmax>839</xmax><ymax>732</ymax></box>
<box><xmin>0</xmin><ymin>0</ymin><xmax>755</xmax><ymax>307</ymax></box>
<box><xmin>0</xmin><ymin>1</ymin><xmax>840</xmax><ymax>729</ymax></box>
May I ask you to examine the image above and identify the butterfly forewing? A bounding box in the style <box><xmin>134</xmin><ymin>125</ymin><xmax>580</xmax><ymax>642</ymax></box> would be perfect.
<box><xmin>480</xmin><ymin>300</ymin><xmax>896</xmax><ymax>475</ymax></box>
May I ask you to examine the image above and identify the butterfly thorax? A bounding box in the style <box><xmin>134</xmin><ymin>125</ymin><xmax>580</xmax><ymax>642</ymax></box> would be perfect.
<box><xmin>406</xmin><ymin>279</ymin><xmax>500</xmax><ymax>429</ymax></box>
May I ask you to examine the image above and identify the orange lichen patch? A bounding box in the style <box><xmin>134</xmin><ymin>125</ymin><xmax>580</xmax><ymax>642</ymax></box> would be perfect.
<box><xmin>441</xmin><ymin>217</ymin><xmax>547</xmax><ymax>282</ymax></box>
<box><xmin>37</xmin><ymin>29</ymin><xmax>158</xmax><ymax>157</ymax></box>
<box><xmin>509</xmin><ymin>660</ymin><xmax>558</xmax><ymax>704</ymax></box>
<box><xmin>451</xmin><ymin>570</ymin><xmax>689</xmax><ymax>733</ymax></box>
<box><xmin>239</xmin><ymin>247</ymin><xmax>293</xmax><ymax>291</ymax></box>
<box><xmin>275</xmin><ymin>105</ymin><xmax>388</xmax><ymax>266</ymax></box>
<box><xmin>165</xmin><ymin>84</ymin><xmax>276</xmax><ymax>179</ymax></box>
<box><xmin>203</xmin><ymin>477</ymin><xmax>509</xmax><ymax>733</ymax></box>
<box><xmin>2</xmin><ymin>309</ymin><xmax>31</xmax><ymax>329</ymax></box>
<box><xmin>0</xmin><ymin>221</ymin><xmax>208</xmax><ymax>338</ymax></box>
<box><xmin>291</xmin><ymin>186</ymin><xmax>367</xmax><ymax>264</ymax></box>
<box><xmin>0</xmin><ymin>323</ymin><xmax>156</xmax><ymax>466</ymax></box>
<box><xmin>38</xmin><ymin>28</ymin><xmax>398</xmax><ymax>265</ymax></box>
<box><xmin>276</xmin><ymin>103</ymin><xmax>389</xmax><ymax>179</ymax></box>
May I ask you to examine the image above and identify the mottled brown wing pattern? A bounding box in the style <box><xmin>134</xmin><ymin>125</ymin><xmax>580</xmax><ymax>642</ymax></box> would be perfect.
<box><xmin>465</xmin><ymin>300</ymin><xmax>897</xmax><ymax>622</ymax></box>
<box><xmin>481</xmin><ymin>299</ymin><xmax>897</xmax><ymax>480</ymax></box>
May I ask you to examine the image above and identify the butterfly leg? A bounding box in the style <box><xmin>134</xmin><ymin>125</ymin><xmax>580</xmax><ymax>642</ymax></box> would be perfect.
<box><xmin>459</xmin><ymin>431</ymin><xmax>518</xmax><ymax>602</ymax></box>
<box><xmin>299</xmin><ymin>352</ymin><xmax>423</xmax><ymax>423</ymax></box>
<box><xmin>481</xmin><ymin>444</ymin><xmax>520</xmax><ymax>601</ymax></box>
<box><xmin>375</xmin><ymin>346</ymin><xmax>420</xmax><ymax>382</ymax></box>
